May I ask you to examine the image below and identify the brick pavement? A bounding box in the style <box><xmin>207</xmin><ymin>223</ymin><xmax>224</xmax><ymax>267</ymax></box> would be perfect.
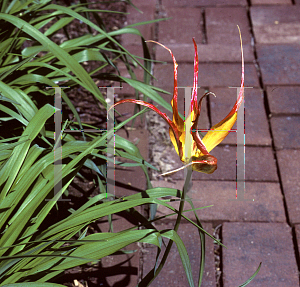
<box><xmin>112</xmin><ymin>0</ymin><xmax>300</xmax><ymax>286</ymax></box>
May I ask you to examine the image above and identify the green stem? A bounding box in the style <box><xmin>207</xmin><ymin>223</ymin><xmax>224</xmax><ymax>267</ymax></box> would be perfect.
<box><xmin>147</xmin><ymin>167</ymin><xmax>193</xmax><ymax>285</ymax></box>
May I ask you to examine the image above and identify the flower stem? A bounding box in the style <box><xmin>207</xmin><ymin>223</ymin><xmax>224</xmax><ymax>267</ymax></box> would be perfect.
<box><xmin>147</xmin><ymin>167</ymin><xmax>193</xmax><ymax>285</ymax></box>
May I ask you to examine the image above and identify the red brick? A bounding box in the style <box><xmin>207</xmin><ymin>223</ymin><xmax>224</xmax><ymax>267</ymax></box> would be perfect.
<box><xmin>155</xmin><ymin>7</ymin><xmax>254</xmax><ymax>63</ymax></box>
<box><xmin>130</xmin><ymin>0</ymin><xmax>156</xmax><ymax>6</ymax></box>
<box><xmin>142</xmin><ymin>222</ymin><xmax>216</xmax><ymax>286</ymax></box>
<box><xmin>210</xmin><ymin>88</ymin><xmax>271</xmax><ymax>146</ymax></box>
<box><xmin>155</xmin><ymin>42</ymin><xmax>255</xmax><ymax>63</ymax></box>
<box><xmin>94</xmin><ymin>216</ymin><xmax>141</xmax><ymax>286</ymax></box>
<box><xmin>270</xmin><ymin>116</ymin><xmax>300</xmax><ymax>149</ymax></box>
<box><xmin>204</xmin><ymin>146</ymin><xmax>278</xmax><ymax>182</ymax></box>
<box><xmin>155</xmin><ymin>145</ymin><xmax>278</xmax><ymax>182</ymax></box>
<box><xmin>266</xmin><ymin>86</ymin><xmax>300</xmax><ymax>115</ymax></box>
<box><xmin>277</xmin><ymin>149</ymin><xmax>300</xmax><ymax>224</ymax></box>
<box><xmin>295</xmin><ymin>225</ymin><xmax>300</xmax><ymax>252</ymax></box>
<box><xmin>251</xmin><ymin>0</ymin><xmax>292</xmax><ymax>3</ymax></box>
<box><xmin>122</xmin><ymin>0</ymin><xmax>155</xmax><ymax>46</ymax></box>
<box><xmin>251</xmin><ymin>6</ymin><xmax>300</xmax><ymax>44</ymax></box>
<box><xmin>245</xmin><ymin>147</ymin><xmax>278</xmax><ymax>181</ymax></box>
<box><xmin>157</xmin><ymin>62</ymin><xmax>258</xmax><ymax>89</ymax></box>
<box><xmin>153</xmin><ymin>62</ymin><xmax>259</xmax><ymax>90</ymax></box>
<box><xmin>99</xmin><ymin>243</ymin><xmax>139</xmax><ymax>287</ymax></box>
<box><xmin>162</xmin><ymin>0</ymin><xmax>247</xmax><ymax>6</ymax></box>
<box><xmin>158</xmin><ymin>8</ymin><xmax>203</xmax><ymax>45</ymax></box>
<box><xmin>59</xmin><ymin>243</ymin><xmax>140</xmax><ymax>287</ymax></box>
<box><xmin>120</xmin><ymin>44</ymin><xmax>150</xmax><ymax>61</ymax></box>
<box><xmin>223</xmin><ymin>222</ymin><xmax>299</xmax><ymax>287</ymax></box>
<box><xmin>256</xmin><ymin>44</ymin><xmax>300</xmax><ymax>85</ymax></box>
<box><xmin>206</xmin><ymin>7</ymin><xmax>251</xmax><ymax>46</ymax></box>
<box><xmin>198</xmin><ymin>63</ymin><xmax>259</xmax><ymax>87</ymax></box>
<box><xmin>151</xmin><ymin>181</ymin><xmax>286</xmax><ymax>222</ymax></box>
<box><xmin>251</xmin><ymin>6</ymin><xmax>299</xmax><ymax>25</ymax></box>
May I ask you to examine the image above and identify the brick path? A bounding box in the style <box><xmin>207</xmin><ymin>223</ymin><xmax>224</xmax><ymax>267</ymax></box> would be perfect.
<box><xmin>111</xmin><ymin>0</ymin><xmax>300</xmax><ymax>286</ymax></box>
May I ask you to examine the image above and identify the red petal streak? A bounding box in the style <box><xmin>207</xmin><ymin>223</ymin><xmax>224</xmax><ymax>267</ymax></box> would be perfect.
<box><xmin>218</xmin><ymin>26</ymin><xmax>244</xmax><ymax>122</ymax></box>
<box><xmin>192</xmin><ymin>154</ymin><xmax>217</xmax><ymax>174</ymax></box>
<box><xmin>191</xmin><ymin>124</ymin><xmax>209</xmax><ymax>155</ymax></box>
<box><xmin>146</xmin><ymin>40</ymin><xmax>182</xmax><ymax>128</ymax></box>
<box><xmin>190</xmin><ymin>92</ymin><xmax>214</xmax><ymax>155</ymax></box>
<box><xmin>191</xmin><ymin>38</ymin><xmax>199</xmax><ymax>114</ymax></box>
<box><xmin>108</xmin><ymin>98</ymin><xmax>182</xmax><ymax>156</ymax></box>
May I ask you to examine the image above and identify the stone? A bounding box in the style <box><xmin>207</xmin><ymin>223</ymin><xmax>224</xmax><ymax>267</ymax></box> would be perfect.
<box><xmin>158</xmin><ymin>7</ymin><xmax>203</xmax><ymax>45</ymax></box>
<box><xmin>266</xmin><ymin>86</ymin><xmax>300</xmax><ymax>115</ymax></box>
<box><xmin>251</xmin><ymin>0</ymin><xmax>292</xmax><ymax>4</ymax></box>
<box><xmin>256</xmin><ymin>44</ymin><xmax>300</xmax><ymax>85</ymax></box>
<box><xmin>155</xmin><ymin>43</ymin><xmax>255</xmax><ymax>63</ymax></box>
<box><xmin>150</xmin><ymin>180</ymin><xmax>286</xmax><ymax>222</ymax></box>
<box><xmin>162</xmin><ymin>0</ymin><xmax>247</xmax><ymax>6</ymax></box>
<box><xmin>270</xmin><ymin>116</ymin><xmax>300</xmax><ymax>149</ymax></box>
<box><xmin>251</xmin><ymin>6</ymin><xmax>300</xmax><ymax>44</ymax></box>
<box><xmin>277</xmin><ymin>149</ymin><xmax>300</xmax><ymax>224</ymax></box>
<box><xmin>295</xmin><ymin>225</ymin><xmax>300</xmax><ymax>253</ymax></box>
<box><xmin>193</xmin><ymin>146</ymin><xmax>278</xmax><ymax>182</ymax></box>
<box><xmin>142</xmin><ymin>222</ymin><xmax>216</xmax><ymax>286</ymax></box>
<box><xmin>100</xmin><ymin>243</ymin><xmax>140</xmax><ymax>287</ymax></box>
<box><xmin>198</xmin><ymin>63</ymin><xmax>259</xmax><ymax>88</ymax></box>
<box><xmin>156</xmin><ymin>145</ymin><xmax>278</xmax><ymax>182</ymax></box>
<box><xmin>223</xmin><ymin>222</ymin><xmax>299</xmax><ymax>286</ymax></box>
<box><xmin>122</xmin><ymin>0</ymin><xmax>155</xmax><ymax>46</ymax></box>
<box><xmin>206</xmin><ymin>7</ymin><xmax>251</xmax><ymax>46</ymax></box>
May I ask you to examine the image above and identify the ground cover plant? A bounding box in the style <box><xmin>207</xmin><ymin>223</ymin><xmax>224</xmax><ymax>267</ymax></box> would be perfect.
<box><xmin>0</xmin><ymin>0</ymin><xmax>260</xmax><ymax>286</ymax></box>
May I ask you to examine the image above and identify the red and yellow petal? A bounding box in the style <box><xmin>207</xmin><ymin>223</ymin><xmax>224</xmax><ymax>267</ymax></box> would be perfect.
<box><xmin>191</xmin><ymin>154</ymin><xmax>218</xmax><ymax>174</ymax></box>
<box><xmin>146</xmin><ymin>40</ymin><xmax>183</xmax><ymax>130</ymax></box>
<box><xmin>108</xmin><ymin>99</ymin><xmax>183</xmax><ymax>159</ymax></box>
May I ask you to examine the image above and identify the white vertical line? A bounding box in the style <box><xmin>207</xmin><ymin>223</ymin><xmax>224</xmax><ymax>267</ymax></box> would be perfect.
<box><xmin>230</xmin><ymin>86</ymin><xmax>253</xmax><ymax>202</ymax></box>
<box><xmin>51</xmin><ymin>87</ymin><xmax>70</xmax><ymax>201</ymax></box>
<box><xmin>106</xmin><ymin>87</ymin><xmax>116</xmax><ymax>198</ymax></box>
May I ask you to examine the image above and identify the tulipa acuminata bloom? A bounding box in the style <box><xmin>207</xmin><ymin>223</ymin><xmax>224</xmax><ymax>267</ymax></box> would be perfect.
<box><xmin>110</xmin><ymin>27</ymin><xmax>244</xmax><ymax>176</ymax></box>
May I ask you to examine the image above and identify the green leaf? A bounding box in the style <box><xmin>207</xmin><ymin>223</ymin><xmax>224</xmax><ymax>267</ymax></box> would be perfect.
<box><xmin>161</xmin><ymin>230</ymin><xmax>194</xmax><ymax>287</ymax></box>
<box><xmin>0</xmin><ymin>13</ymin><xmax>106</xmax><ymax>106</ymax></box>
<box><xmin>2</xmin><ymin>283</ymin><xmax>65</xmax><ymax>287</ymax></box>
<box><xmin>238</xmin><ymin>262</ymin><xmax>262</xmax><ymax>287</ymax></box>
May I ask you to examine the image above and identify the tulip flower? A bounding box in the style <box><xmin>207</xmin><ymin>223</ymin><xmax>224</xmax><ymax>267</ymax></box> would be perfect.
<box><xmin>109</xmin><ymin>28</ymin><xmax>244</xmax><ymax>175</ymax></box>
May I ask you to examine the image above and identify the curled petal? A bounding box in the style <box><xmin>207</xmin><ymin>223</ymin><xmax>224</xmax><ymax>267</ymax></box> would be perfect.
<box><xmin>108</xmin><ymin>99</ymin><xmax>183</xmax><ymax>159</ymax></box>
<box><xmin>191</xmin><ymin>154</ymin><xmax>217</xmax><ymax>174</ymax></box>
<box><xmin>191</xmin><ymin>92</ymin><xmax>216</xmax><ymax>156</ymax></box>
<box><xmin>146</xmin><ymin>40</ymin><xmax>183</xmax><ymax>129</ymax></box>
<box><xmin>147</xmin><ymin>40</ymin><xmax>185</xmax><ymax>160</ymax></box>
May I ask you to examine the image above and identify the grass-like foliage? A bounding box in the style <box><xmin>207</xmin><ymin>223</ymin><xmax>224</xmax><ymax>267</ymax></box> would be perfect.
<box><xmin>0</xmin><ymin>0</ymin><xmax>260</xmax><ymax>286</ymax></box>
